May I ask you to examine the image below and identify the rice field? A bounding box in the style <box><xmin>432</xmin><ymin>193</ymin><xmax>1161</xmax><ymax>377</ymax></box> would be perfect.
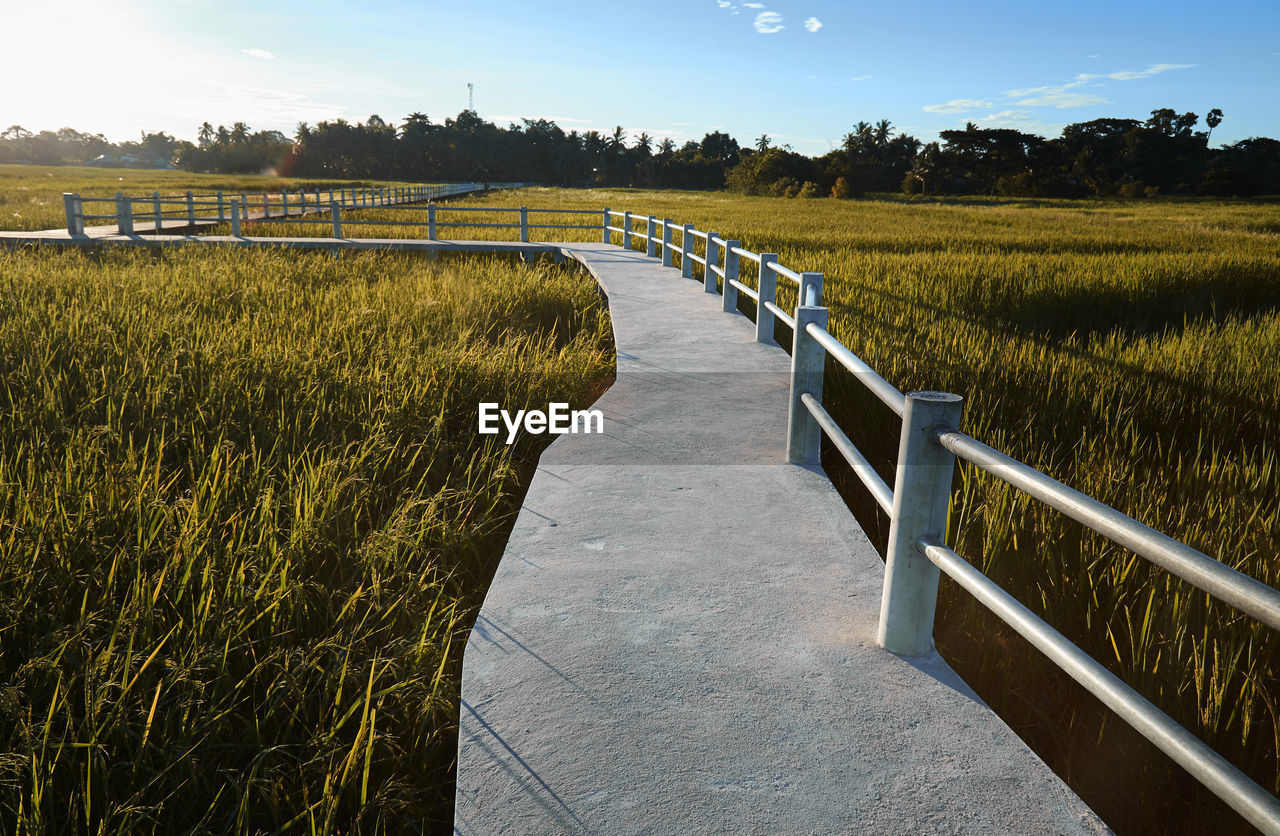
<box><xmin>2</xmin><ymin>176</ymin><xmax>1278</xmax><ymax>833</ymax></box>
<box><xmin>315</xmin><ymin>186</ymin><xmax>1277</xmax><ymax>834</ymax></box>
<box><xmin>0</xmin><ymin>164</ymin><xmax>427</xmax><ymax>232</ymax></box>
<box><xmin>0</xmin><ymin>245</ymin><xmax>614</xmax><ymax>832</ymax></box>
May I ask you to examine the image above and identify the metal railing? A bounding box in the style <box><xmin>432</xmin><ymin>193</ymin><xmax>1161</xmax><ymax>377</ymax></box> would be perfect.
<box><xmin>61</xmin><ymin>182</ymin><xmax>507</xmax><ymax>236</ymax></box>
<box><xmin>601</xmin><ymin>208</ymin><xmax>1280</xmax><ymax>834</ymax></box>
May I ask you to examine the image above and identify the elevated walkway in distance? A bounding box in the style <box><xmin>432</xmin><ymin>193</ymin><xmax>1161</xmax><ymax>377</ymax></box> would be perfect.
<box><xmin>454</xmin><ymin>243</ymin><xmax>1109</xmax><ymax>834</ymax></box>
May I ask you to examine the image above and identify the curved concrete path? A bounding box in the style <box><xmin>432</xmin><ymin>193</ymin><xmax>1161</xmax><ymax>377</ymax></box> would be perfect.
<box><xmin>455</xmin><ymin>243</ymin><xmax>1109</xmax><ymax>834</ymax></box>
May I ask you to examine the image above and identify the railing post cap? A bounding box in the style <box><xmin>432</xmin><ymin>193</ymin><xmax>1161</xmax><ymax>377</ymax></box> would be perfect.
<box><xmin>906</xmin><ymin>390</ymin><xmax>963</xmax><ymax>405</ymax></box>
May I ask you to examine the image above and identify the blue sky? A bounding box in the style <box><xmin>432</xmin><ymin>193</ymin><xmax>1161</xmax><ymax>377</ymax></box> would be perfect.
<box><xmin>4</xmin><ymin>0</ymin><xmax>1277</xmax><ymax>153</ymax></box>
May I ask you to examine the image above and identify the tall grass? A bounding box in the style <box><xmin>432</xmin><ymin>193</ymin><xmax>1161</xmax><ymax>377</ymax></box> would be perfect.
<box><xmin>0</xmin><ymin>164</ymin><xmax>432</xmax><ymax>232</ymax></box>
<box><xmin>0</xmin><ymin>246</ymin><xmax>613</xmax><ymax>832</ymax></box>
<box><xmin>369</xmin><ymin>187</ymin><xmax>1275</xmax><ymax>834</ymax></box>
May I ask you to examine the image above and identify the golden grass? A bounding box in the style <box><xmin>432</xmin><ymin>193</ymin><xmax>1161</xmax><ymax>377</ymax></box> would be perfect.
<box><xmin>0</xmin><ymin>245</ymin><xmax>613</xmax><ymax>832</ymax></box>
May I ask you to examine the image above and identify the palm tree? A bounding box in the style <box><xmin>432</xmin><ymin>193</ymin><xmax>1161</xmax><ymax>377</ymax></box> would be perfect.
<box><xmin>198</xmin><ymin>122</ymin><xmax>214</xmax><ymax>147</ymax></box>
<box><xmin>755</xmin><ymin>134</ymin><xmax>771</xmax><ymax>152</ymax></box>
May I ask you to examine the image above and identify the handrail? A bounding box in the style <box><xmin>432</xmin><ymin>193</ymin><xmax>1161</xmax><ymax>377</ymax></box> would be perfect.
<box><xmin>763</xmin><ymin>300</ymin><xmax>794</xmax><ymax>329</ymax></box>
<box><xmin>61</xmin><ymin>182</ymin><xmax>518</xmax><ymax>237</ymax></box>
<box><xmin>600</xmin><ymin>204</ymin><xmax>1280</xmax><ymax>828</ymax></box>
<box><xmin>921</xmin><ymin>537</ymin><xmax>1280</xmax><ymax>833</ymax></box>
<box><xmin>801</xmin><ymin>393</ymin><xmax>894</xmax><ymax>514</ymax></box>
<box><xmin>935</xmin><ymin>430</ymin><xmax>1280</xmax><ymax>631</ymax></box>
<box><xmin>805</xmin><ymin>323</ymin><xmax>906</xmax><ymax>417</ymax></box>
<box><xmin>728</xmin><ymin>278</ymin><xmax>759</xmax><ymax>301</ymax></box>
<box><xmin>769</xmin><ymin>261</ymin><xmax>802</xmax><ymax>284</ymax></box>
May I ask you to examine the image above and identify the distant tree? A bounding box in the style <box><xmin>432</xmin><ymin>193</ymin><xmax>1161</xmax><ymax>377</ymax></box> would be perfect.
<box><xmin>1205</xmin><ymin>108</ymin><xmax>1224</xmax><ymax>145</ymax></box>
<box><xmin>755</xmin><ymin>134</ymin><xmax>771</xmax><ymax>152</ymax></box>
<box><xmin>830</xmin><ymin>176</ymin><xmax>851</xmax><ymax>199</ymax></box>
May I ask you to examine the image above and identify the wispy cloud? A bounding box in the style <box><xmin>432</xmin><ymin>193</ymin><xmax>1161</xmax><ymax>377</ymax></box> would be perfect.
<box><xmin>804</xmin><ymin>16</ymin><xmax>822</xmax><ymax>32</ymax></box>
<box><xmin>241</xmin><ymin>48</ymin><xmax>274</xmax><ymax>59</ymax></box>
<box><xmin>974</xmin><ymin>110</ymin><xmax>1066</xmax><ymax>136</ymax></box>
<box><xmin>850</xmin><ymin>75</ymin><xmax>872</xmax><ymax>82</ymax></box>
<box><xmin>754</xmin><ymin>11</ymin><xmax>784</xmax><ymax>33</ymax></box>
<box><xmin>1107</xmin><ymin>63</ymin><xmax>1195</xmax><ymax>80</ymax></box>
<box><xmin>716</xmin><ymin>0</ymin><xmax>739</xmax><ymax>14</ymax></box>
<box><xmin>1014</xmin><ymin>91</ymin><xmax>1109</xmax><ymax>108</ymax></box>
<box><xmin>743</xmin><ymin>2</ymin><xmax>764</xmax><ymax>7</ymax></box>
<box><xmin>1005</xmin><ymin>75</ymin><xmax>1094</xmax><ymax>99</ymax></box>
<box><xmin>923</xmin><ymin>98</ymin><xmax>993</xmax><ymax>114</ymax></box>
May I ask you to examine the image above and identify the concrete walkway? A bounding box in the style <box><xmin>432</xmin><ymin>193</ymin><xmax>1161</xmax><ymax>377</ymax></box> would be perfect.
<box><xmin>455</xmin><ymin>243</ymin><xmax>1109</xmax><ymax>834</ymax></box>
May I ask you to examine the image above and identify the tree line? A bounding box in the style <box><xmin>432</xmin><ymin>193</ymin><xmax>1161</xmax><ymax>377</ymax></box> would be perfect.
<box><xmin>4</xmin><ymin>108</ymin><xmax>1278</xmax><ymax>197</ymax></box>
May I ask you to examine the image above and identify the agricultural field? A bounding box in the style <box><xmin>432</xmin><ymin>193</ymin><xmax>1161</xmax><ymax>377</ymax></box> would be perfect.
<box><xmin>2</xmin><ymin>172</ymin><xmax>1278</xmax><ymax>833</ymax></box>
<box><xmin>355</xmin><ymin>186</ymin><xmax>1274</xmax><ymax>834</ymax></box>
<box><xmin>0</xmin><ymin>245</ymin><xmax>614</xmax><ymax>831</ymax></box>
<box><xmin>0</xmin><ymin>164</ymin><xmax>427</xmax><ymax>232</ymax></box>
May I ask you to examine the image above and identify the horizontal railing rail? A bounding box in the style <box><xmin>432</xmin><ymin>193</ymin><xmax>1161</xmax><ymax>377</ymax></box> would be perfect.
<box><xmin>60</xmin><ymin>182</ymin><xmax>506</xmax><ymax>236</ymax></box>
<box><xmin>598</xmin><ymin>207</ymin><xmax>1280</xmax><ymax>834</ymax></box>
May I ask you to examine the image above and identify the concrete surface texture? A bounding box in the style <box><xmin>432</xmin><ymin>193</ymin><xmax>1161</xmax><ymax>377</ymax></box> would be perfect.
<box><xmin>455</xmin><ymin>243</ymin><xmax>1110</xmax><ymax>834</ymax></box>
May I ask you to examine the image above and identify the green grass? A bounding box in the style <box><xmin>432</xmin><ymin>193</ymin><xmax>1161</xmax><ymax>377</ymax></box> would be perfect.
<box><xmin>0</xmin><ymin>164</ymin><xmax>432</xmax><ymax>232</ymax></box>
<box><xmin>0</xmin><ymin>245</ymin><xmax>614</xmax><ymax>833</ymax></box>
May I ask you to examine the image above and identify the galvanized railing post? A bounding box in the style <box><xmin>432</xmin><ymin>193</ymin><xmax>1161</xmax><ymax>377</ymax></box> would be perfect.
<box><xmin>428</xmin><ymin>204</ymin><xmax>437</xmax><ymax>240</ymax></box>
<box><xmin>63</xmin><ymin>193</ymin><xmax>84</xmax><ymax>235</ymax></box>
<box><xmin>787</xmin><ymin>305</ymin><xmax>829</xmax><ymax>464</ymax></box>
<box><xmin>240</xmin><ymin>192</ymin><xmax>248</xmax><ymax>217</ymax></box>
<box><xmin>263</xmin><ymin>195</ymin><xmax>270</xmax><ymax>219</ymax></box>
<box><xmin>153</xmin><ymin>191</ymin><xmax>162</xmax><ymax>232</ymax></box>
<box><xmin>623</xmin><ymin>211</ymin><xmax>632</xmax><ymax>249</ymax></box>
<box><xmin>704</xmin><ymin>232</ymin><xmax>719</xmax><ymax>293</ymax></box>
<box><xmin>722</xmin><ymin>240</ymin><xmax>741</xmax><ymax>313</ymax></box>
<box><xmin>282</xmin><ymin>190</ymin><xmax>289</xmax><ymax>216</ymax></box>
<box><xmin>116</xmin><ymin>192</ymin><xmax>134</xmax><ymax>235</ymax></box>
<box><xmin>186</xmin><ymin>190</ymin><xmax>195</xmax><ymax>226</ymax></box>
<box><xmin>800</xmin><ymin>271</ymin><xmax>823</xmax><ymax>306</ymax></box>
<box><xmin>602</xmin><ymin>207</ymin><xmax>611</xmax><ymax>244</ymax></box>
<box><xmin>757</xmin><ymin>253</ymin><xmax>778</xmax><ymax>343</ymax></box>
<box><xmin>878</xmin><ymin>391</ymin><xmax>965</xmax><ymax>657</ymax></box>
<box><xmin>230</xmin><ymin>199</ymin><xmax>242</xmax><ymax>237</ymax></box>
<box><xmin>647</xmin><ymin>216</ymin><xmax>658</xmax><ymax>257</ymax></box>
<box><xmin>680</xmin><ymin>224</ymin><xmax>694</xmax><ymax>278</ymax></box>
<box><xmin>217</xmin><ymin>190</ymin><xmax>225</xmax><ymax>222</ymax></box>
<box><xmin>332</xmin><ymin>202</ymin><xmax>342</xmax><ymax>238</ymax></box>
<box><xmin>520</xmin><ymin>207</ymin><xmax>529</xmax><ymax>242</ymax></box>
<box><xmin>662</xmin><ymin>219</ymin><xmax>674</xmax><ymax>267</ymax></box>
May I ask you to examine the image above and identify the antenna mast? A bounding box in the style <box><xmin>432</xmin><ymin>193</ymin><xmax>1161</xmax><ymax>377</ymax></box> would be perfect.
<box><xmin>467</xmin><ymin>82</ymin><xmax>474</xmax><ymax>112</ymax></box>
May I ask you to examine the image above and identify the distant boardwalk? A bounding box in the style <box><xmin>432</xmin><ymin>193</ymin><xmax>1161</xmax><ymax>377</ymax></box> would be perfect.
<box><xmin>453</xmin><ymin>243</ymin><xmax>1107</xmax><ymax>834</ymax></box>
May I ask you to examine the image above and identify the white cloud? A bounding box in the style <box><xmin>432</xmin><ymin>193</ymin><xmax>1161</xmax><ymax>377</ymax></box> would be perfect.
<box><xmin>1005</xmin><ymin>74</ymin><xmax>1095</xmax><ymax>98</ymax></box>
<box><xmin>241</xmin><ymin>48</ymin><xmax>274</xmax><ymax>59</ymax></box>
<box><xmin>1014</xmin><ymin>92</ymin><xmax>1109</xmax><ymax>108</ymax></box>
<box><xmin>1107</xmin><ymin>63</ymin><xmax>1195</xmax><ymax>80</ymax></box>
<box><xmin>979</xmin><ymin>110</ymin><xmax>1034</xmax><ymax>123</ymax></box>
<box><xmin>923</xmin><ymin>98</ymin><xmax>993</xmax><ymax>114</ymax></box>
<box><xmin>743</xmin><ymin>2</ymin><xmax>764</xmax><ymax>7</ymax></box>
<box><xmin>850</xmin><ymin>75</ymin><xmax>872</xmax><ymax>82</ymax></box>
<box><xmin>754</xmin><ymin>11</ymin><xmax>784</xmax><ymax>33</ymax></box>
<box><xmin>973</xmin><ymin>110</ymin><xmax>1066</xmax><ymax>136</ymax></box>
<box><xmin>804</xmin><ymin>16</ymin><xmax>822</xmax><ymax>32</ymax></box>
